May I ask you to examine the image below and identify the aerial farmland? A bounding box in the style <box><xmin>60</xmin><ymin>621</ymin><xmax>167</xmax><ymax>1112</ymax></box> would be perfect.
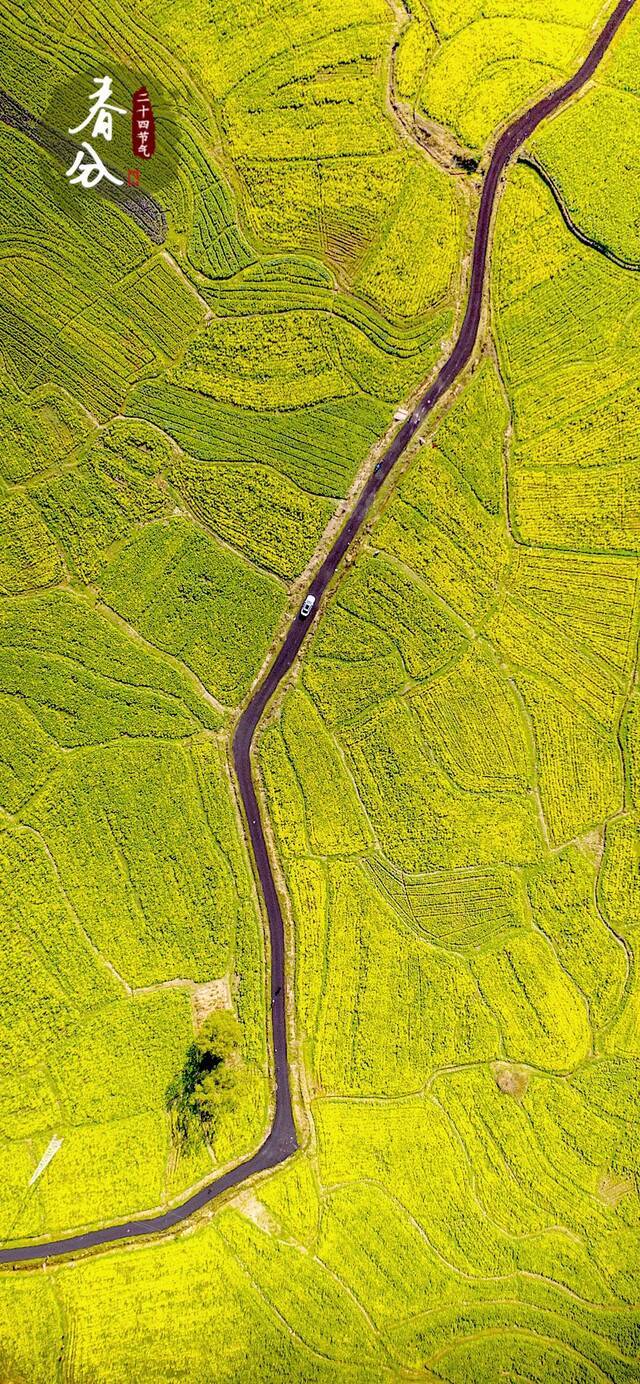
<box><xmin>0</xmin><ymin>0</ymin><xmax>639</xmax><ymax>1378</ymax></box>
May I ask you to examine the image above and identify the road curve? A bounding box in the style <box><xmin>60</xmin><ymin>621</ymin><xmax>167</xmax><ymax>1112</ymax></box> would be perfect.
<box><xmin>0</xmin><ymin>0</ymin><xmax>634</xmax><ymax>1266</ymax></box>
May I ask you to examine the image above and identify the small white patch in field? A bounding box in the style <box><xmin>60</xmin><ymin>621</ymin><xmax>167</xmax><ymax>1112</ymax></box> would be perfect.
<box><xmin>29</xmin><ymin>1136</ymin><xmax>63</xmax><ymax>1187</ymax></box>
<box><xmin>231</xmin><ymin>1191</ymin><xmax>281</xmax><ymax>1236</ymax></box>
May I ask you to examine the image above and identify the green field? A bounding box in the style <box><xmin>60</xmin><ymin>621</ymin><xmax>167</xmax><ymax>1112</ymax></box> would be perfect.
<box><xmin>1</xmin><ymin>0</ymin><xmax>640</xmax><ymax>1377</ymax></box>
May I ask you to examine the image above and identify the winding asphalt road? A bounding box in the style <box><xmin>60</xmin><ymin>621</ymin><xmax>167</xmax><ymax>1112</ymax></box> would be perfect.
<box><xmin>0</xmin><ymin>0</ymin><xmax>634</xmax><ymax>1266</ymax></box>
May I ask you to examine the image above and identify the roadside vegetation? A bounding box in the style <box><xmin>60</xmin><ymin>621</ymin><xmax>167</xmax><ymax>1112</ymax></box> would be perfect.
<box><xmin>166</xmin><ymin>1014</ymin><xmax>247</xmax><ymax>1148</ymax></box>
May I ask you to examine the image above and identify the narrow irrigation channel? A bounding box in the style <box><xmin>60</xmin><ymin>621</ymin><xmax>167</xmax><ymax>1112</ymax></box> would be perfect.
<box><xmin>0</xmin><ymin>0</ymin><xmax>635</xmax><ymax>1266</ymax></box>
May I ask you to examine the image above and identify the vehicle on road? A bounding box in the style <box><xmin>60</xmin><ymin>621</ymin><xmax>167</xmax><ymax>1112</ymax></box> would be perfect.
<box><xmin>300</xmin><ymin>594</ymin><xmax>316</xmax><ymax>619</ymax></box>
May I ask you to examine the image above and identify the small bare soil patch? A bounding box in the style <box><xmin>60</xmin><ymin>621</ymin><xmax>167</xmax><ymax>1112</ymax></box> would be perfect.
<box><xmin>578</xmin><ymin>826</ymin><xmax>605</xmax><ymax>867</ymax></box>
<box><xmin>232</xmin><ymin>1191</ymin><xmax>282</xmax><ymax>1236</ymax></box>
<box><xmin>191</xmin><ymin>977</ymin><xmax>232</xmax><ymax>1026</ymax></box>
<box><xmin>493</xmin><ymin>1062</ymin><xmax>529</xmax><ymax>1099</ymax></box>
<box><xmin>597</xmin><ymin>1170</ymin><xmax>634</xmax><ymax>1208</ymax></box>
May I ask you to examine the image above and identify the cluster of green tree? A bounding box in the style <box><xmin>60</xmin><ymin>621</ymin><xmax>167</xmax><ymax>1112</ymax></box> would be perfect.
<box><xmin>166</xmin><ymin>1011</ymin><xmax>242</xmax><ymax>1144</ymax></box>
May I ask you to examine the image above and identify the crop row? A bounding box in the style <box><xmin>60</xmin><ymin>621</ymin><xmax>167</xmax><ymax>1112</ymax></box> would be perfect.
<box><xmin>168</xmin><ymin>456</ymin><xmax>333</xmax><ymax>582</ymax></box>
<box><xmin>412</xmin><ymin>645</ymin><xmax>531</xmax><ymax>794</ymax></box>
<box><xmin>366</xmin><ymin>858</ymin><xmax>529</xmax><ymax>954</ymax></box>
<box><xmin>0</xmin><ymin>492</ymin><xmax>62</xmax><ymax>594</ymax></box>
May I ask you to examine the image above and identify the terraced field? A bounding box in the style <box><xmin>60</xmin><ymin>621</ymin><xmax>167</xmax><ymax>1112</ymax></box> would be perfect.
<box><xmin>1</xmin><ymin>0</ymin><xmax>640</xmax><ymax>1378</ymax></box>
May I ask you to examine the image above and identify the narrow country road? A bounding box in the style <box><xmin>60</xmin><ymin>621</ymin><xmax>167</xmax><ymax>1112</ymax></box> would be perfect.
<box><xmin>0</xmin><ymin>0</ymin><xmax>634</xmax><ymax>1266</ymax></box>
